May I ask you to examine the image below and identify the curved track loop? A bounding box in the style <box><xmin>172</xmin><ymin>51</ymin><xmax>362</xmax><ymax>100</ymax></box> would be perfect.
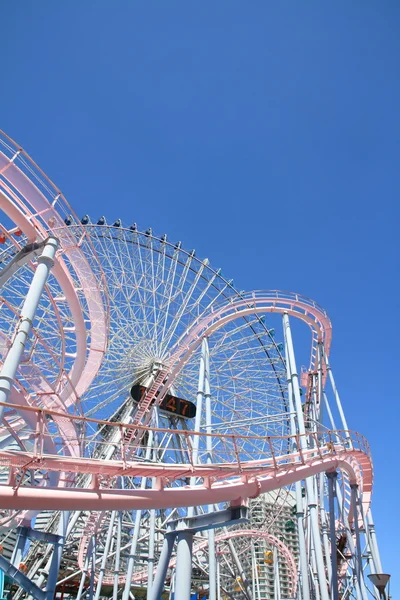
<box><xmin>0</xmin><ymin>144</ymin><xmax>108</xmax><ymax>415</ymax></box>
<box><xmin>125</xmin><ymin>290</ymin><xmax>332</xmax><ymax>449</ymax></box>
<box><xmin>0</xmin><ymin>133</ymin><xmax>107</xmax><ymax>528</ymax></box>
<box><xmin>166</xmin><ymin>290</ymin><xmax>331</xmax><ymax>384</ymax></box>
<box><xmin>128</xmin><ymin>529</ymin><xmax>298</xmax><ymax>597</ymax></box>
<box><xmin>0</xmin><ymin>403</ymin><xmax>372</xmax><ymax>517</ymax></box>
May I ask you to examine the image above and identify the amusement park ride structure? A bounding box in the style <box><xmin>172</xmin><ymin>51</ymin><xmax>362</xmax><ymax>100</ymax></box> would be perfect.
<box><xmin>0</xmin><ymin>130</ymin><xmax>390</xmax><ymax>600</ymax></box>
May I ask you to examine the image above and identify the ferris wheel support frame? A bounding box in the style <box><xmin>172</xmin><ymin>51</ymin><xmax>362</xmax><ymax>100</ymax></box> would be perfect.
<box><xmin>0</xmin><ymin>236</ymin><xmax>58</xmax><ymax>420</ymax></box>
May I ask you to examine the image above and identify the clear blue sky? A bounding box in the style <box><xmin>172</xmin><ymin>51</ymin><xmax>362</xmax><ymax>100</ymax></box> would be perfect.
<box><xmin>1</xmin><ymin>1</ymin><xmax>399</xmax><ymax>593</ymax></box>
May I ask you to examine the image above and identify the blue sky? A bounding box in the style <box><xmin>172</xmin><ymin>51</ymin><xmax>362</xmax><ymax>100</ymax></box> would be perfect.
<box><xmin>1</xmin><ymin>1</ymin><xmax>399</xmax><ymax>594</ymax></box>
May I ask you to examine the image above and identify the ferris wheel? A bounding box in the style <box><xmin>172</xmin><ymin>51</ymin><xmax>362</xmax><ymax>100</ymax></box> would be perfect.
<box><xmin>0</xmin><ymin>130</ymin><xmax>388</xmax><ymax>600</ymax></box>
<box><xmin>19</xmin><ymin>220</ymin><xmax>295</xmax><ymax>599</ymax></box>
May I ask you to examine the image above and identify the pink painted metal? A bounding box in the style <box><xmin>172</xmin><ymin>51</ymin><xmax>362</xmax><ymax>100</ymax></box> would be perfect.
<box><xmin>0</xmin><ymin>135</ymin><xmax>108</xmax><ymax>422</ymax></box>
<box><xmin>0</xmin><ymin>402</ymin><xmax>372</xmax><ymax>517</ymax></box>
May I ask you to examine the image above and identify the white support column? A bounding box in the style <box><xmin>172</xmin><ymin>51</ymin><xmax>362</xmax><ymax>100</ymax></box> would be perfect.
<box><xmin>76</xmin><ymin>536</ymin><xmax>94</xmax><ymax>600</ymax></box>
<box><xmin>317</xmin><ymin>343</ymin><xmax>324</xmax><ymax>425</ymax></box>
<box><xmin>94</xmin><ymin>511</ymin><xmax>117</xmax><ymax>600</ymax></box>
<box><xmin>150</xmin><ymin>533</ymin><xmax>176</xmax><ymax>600</ymax></box>
<box><xmin>327</xmin><ymin>472</ymin><xmax>339</xmax><ymax>600</ymax></box>
<box><xmin>251</xmin><ymin>540</ymin><xmax>256</xmax><ymax>600</ymax></box>
<box><xmin>187</xmin><ymin>338</ymin><xmax>206</xmax><ymax>518</ymax></box>
<box><xmin>147</xmin><ymin>504</ymin><xmax>156</xmax><ymax>598</ymax></box>
<box><xmin>320</xmin><ymin>346</ymin><xmax>350</xmax><ymax>441</ymax></box>
<box><xmin>284</xmin><ymin>318</ymin><xmax>310</xmax><ymax>600</ymax></box>
<box><xmin>204</xmin><ymin>337</ymin><xmax>217</xmax><ymax>600</ymax></box>
<box><xmin>366</xmin><ymin>510</ymin><xmax>383</xmax><ymax>574</ymax></box>
<box><xmin>274</xmin><ymin>546</ymin><xmax>281</xmax><ymax>600</ymax></box>
<box><xmin>319</xmin><ymin>473</ymin><xmax>332</xmax><ymax>585</ymax></box>
<box><xmin>89</xmin><ymin>536</ymin><xmax>97</xmax><ymax>598</ymax></box>
<box><xmin>323</xmin><ymin>392</ymin><xmax>338</xmax><ymax>431</ymax></box>
<box><xmin>217</xmin><ymin>553</ymin><xmax>221</xmax><ymax>600</ymax></box>
<box><xmin>283</xmin><ymin>314</ymin><xmax>329</xmax><ymax>600</ymax></box>
<box><xmin>113</xmin><ymin>512</ymin><xmax>122</xmax><ymax>600</ymax></box>
<box><xmin>11</xmin><ymin>527</ymin><xmax>29</xmax><ymax>568</ymax></box>
<box><xmin>45</xmin><ymin>511</ymin><xmax>70</xmax><ymax>600</ymax></box>
<box><xmin>351</xmin><ymin>485</ymin><xmax>369</xmax><ymax>600</ymax></box>
<box><xmin>310</xmin><ymin>532</ymin><xmax>321</xmax><ymax>600</ymax></box>
<box><xmin>175</xmin><ymin>530</ymin><xmax>193</xmax><ymax>600</ymax></box>
<box><xmin>0</xmin><ymin>236</ymin><xmax>58</xmax><ymax>419</ymax></box>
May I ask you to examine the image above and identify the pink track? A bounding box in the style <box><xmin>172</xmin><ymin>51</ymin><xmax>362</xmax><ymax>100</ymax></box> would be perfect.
<box><xmin>0</xmin><ymin>402</ymin><xmax>372</xmax><ymax>517</ymax></box>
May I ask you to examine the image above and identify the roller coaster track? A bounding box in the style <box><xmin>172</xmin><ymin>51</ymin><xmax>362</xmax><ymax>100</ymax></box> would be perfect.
<box><xmin>0</xmin><ymin>403</ymin><xmax>372</xmax><ymax>515</ymax></box>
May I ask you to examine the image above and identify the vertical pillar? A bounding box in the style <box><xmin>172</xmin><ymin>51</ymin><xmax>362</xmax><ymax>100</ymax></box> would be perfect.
<box><xmin>251</xmin><ymin>541</ymin><xmax>256</xmax><ymax>600</ymax></box>
<box><xmin>147</xmin><ymin>505</ymin><xmax>156</xmax><ymax>598</ymax></box>
<box><xmin>175</xmin><ymin>530</ymin><xmax>193</xmax><ymax>600</ymax></box>
<box><xmin>319</xmin><ymin>473</ymin><xmax>332</xmax><ymax>585</ymax></box>
<box><xmin>317</xmin><ymin>343</ymin><xmax>324</xmax><ymax>425</ymax></box>
<box><xmin>89</xmin><ymin>536</ymin><xmax>96</xmax><ymax>599</ymax></box>
<box><xmin>327</xmin><ymin>472</ymin><xmax>339</xmax><ymax>600</ymax></box>
<box><xmin>187</xmin><ymin>338</ymin><xmax>206</xmax><ymax>518</ymax></box>
<box><xmin>320</xmin><ymin>346</ymin><xmax>351</xmax><ymax>443</ymax></box>
<box><xmin>204</xmin><ymin>338</ymin><xmax>217</xmax><ymax>600</ymax></box>
<box><xmin>283</xmin><ymin>315</ymin><xmax>310</xmax><ymax>600</ymax></box>
<box><xmin>149</xmin><ymin>533</ymin><xmax>175</xmax><ymax>600</ymax></box>
<box><xmin>283</xmin><ymin>313</ymin><xmax>329</xmax><ymax>600</ymax></box>
<box><xmin>323</xmin><ymin>392</ymin><xmax>338</xmax><ymax>431</ymax></box>
<box><xmin>94</xmin><ymin>511</ymin><xmax>117</xmax><ymax>600</ymax></box>
<box><xmin>0</xmin><ymin>237</ymin><xmax>58</xmax><ymax>419</ymax></box>
<box><xmin>351</xmin><ymin>485</ymin><xmax>368</xmax><ymax>600</ymax></box>
<box><xmin>254</xmin><ymin>543</ymin><xmax>261</xmax><ymax>600</ymax></box>
<box><xmin>217</xmin><ymin>553</ymin><xmax>221</xmax><ymax>600</ymax></box>
<box><xmin>113</xmin><ymin>512</ymin><xmax>122</xmax><ymax>600</ymax></box>
<box><xmin>76</xmin><ymin>537</ymin><xmax>93</xmax><ymax>600</ymax></box>
<box><xmin>45</xmin><ymin>511</ymin><xmax>70</xmax><ymax>600</ymax></box>
<box><xmin>310</xmin><ymin>532</ymin><xmax>321</xmax><ymax>600</ymax></box>
<box><xmin>274</xmin><ymin>546</ymin><xmax>281</xmax><ymax>600</ymax></box>
<box><xmin>366</xmin><ymin>510</ymin><xmax>383</xmax><ymax>574</ymax></box>
<box><xmin>11</xmin><ymin>527</ymin><xmax>29</xmax><ymax>568</ymax></box>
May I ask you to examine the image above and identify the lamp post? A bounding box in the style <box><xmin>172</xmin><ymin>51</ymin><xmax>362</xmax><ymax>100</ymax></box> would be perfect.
<box><xmin>367</xmin><ymin>574</ymin><xmax>391</xmax><ymax>600</ymax></box>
